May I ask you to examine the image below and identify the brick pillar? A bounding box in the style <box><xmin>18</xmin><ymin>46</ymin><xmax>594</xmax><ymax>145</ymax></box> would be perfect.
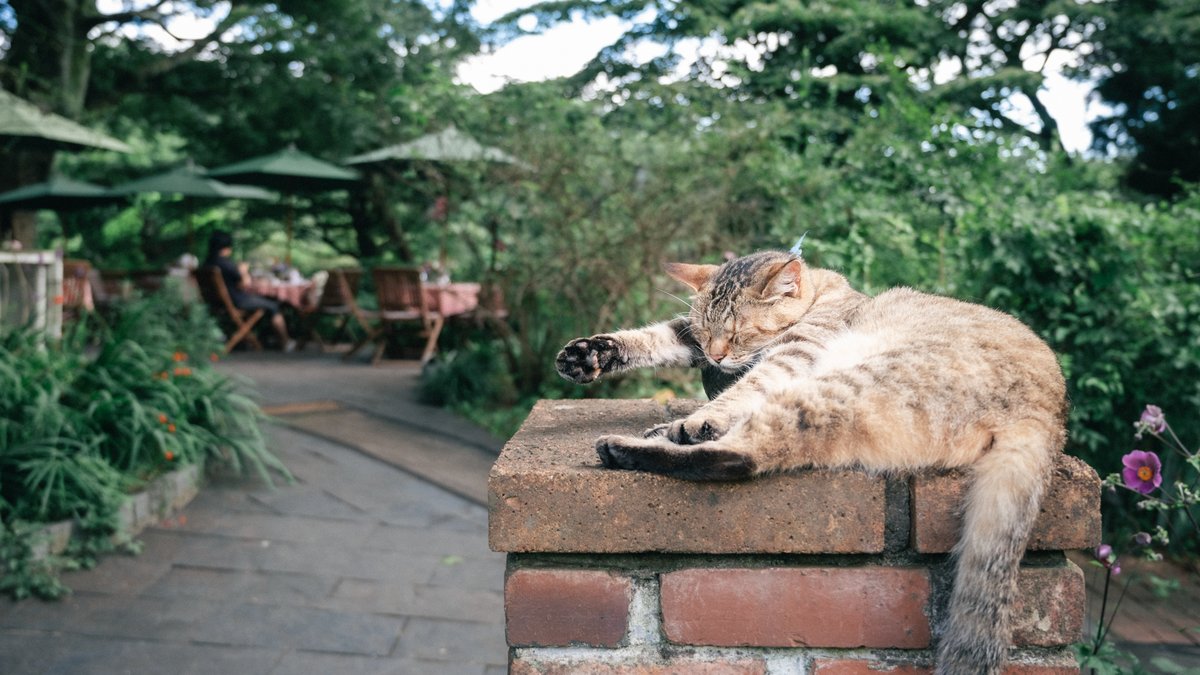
<box><xmin>489</xmin><ymin>400</ymin><xmax>1100</xmax><ymax>674</ymax></box>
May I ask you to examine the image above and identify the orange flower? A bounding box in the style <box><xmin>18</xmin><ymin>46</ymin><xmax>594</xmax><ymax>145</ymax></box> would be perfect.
<box><xmin>157</xmin><ymin>371</ymin><xmax>169</xmax><ymax>380</ymax></box>
<box><xmin>210</xmin><ymin>353</ymin><xmax>220</xmax><ymax>363</ymax></box>
<box><xmin>164</xmin><ymin>450</ymin><xmax>175</xmax><ymax>461</ymax></box>
<box><xmin>173</xmin><ymin>351</ymin><xmax>188</xmax><ymax>362</ymax></box>
<box><xmin>158</xmin><ymin>413</ymin><xmax>168</xmax><ymax>424</ymax></box>
<box><xmin>173</xmin><ymin>366</ymin><xmax>192</xmax><ymax>377</ymax></box>
<box><xmin>167</xmin><ymin>423</ymin><xmax>176</xmax><ymax>433</ymax></box>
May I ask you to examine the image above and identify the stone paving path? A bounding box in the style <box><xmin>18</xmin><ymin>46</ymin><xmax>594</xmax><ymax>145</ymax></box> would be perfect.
<box><xmin>0</xmin><ymin>352</ymin><xmax>508</xmax><ymax>674</ymax></box>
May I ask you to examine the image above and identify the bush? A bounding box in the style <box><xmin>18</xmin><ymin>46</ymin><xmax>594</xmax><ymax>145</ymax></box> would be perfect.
<box><xmin>0</xmin><ymin>284</ymin><xmax>288</xmax><ymax>598</ymax></box>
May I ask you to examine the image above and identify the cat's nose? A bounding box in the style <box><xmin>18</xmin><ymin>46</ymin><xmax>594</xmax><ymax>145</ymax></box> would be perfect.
<box><xmin>708</xmin><ymin>339</ymin><xmax>730</xmax><ymax>363</ymax></box>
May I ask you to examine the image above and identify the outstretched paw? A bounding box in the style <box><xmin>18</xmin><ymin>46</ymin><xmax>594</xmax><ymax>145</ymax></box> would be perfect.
<box><xmin>555</xmin><ymin>335</ymin><xmax>622</xmax><ymax>384</ymax></box>
<box><xmin>595</xmin><ymin>434</ymin><xmax>757</xmax><ymax>481</ymax></box>
<box><xmin>642</xmin><ymin>423</ymin><xmax>670</xmax><ymax>438</ymax></box>
<box><xmin>667</xmin><ymin>415</ymin><xmax>728</xmax><ymax>445</ymax></box>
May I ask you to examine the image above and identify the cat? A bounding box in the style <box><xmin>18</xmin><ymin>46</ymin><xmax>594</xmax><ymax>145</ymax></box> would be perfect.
<box><xmin>555</xmin><ymin>250</ymin><xmax>1067</xmax><ymax>675</ymax></box>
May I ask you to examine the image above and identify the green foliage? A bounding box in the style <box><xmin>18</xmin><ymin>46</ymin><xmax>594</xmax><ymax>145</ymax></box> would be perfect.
<box><xmin>0</xmin><ymin>285</ymin><xmax>287</xmax><ymax>599</ymax></box>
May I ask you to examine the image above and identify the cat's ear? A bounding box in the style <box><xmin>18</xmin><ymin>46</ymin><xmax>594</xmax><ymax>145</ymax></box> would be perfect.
<box><xmin>663</xmin><ymin>262</ymin><xmax>719</xmax><ymax>292</ymax></box>
<box><xmin>759</xmin><ymin>259</ymin><xmax>805</xmax><ymax>299</ymax></box>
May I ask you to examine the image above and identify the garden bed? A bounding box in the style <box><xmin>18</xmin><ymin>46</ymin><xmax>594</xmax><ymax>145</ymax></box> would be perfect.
<box><xmin>30</xmin><ymin>462</ymin><xmax>203</xmax><ymax>560</ymax></box>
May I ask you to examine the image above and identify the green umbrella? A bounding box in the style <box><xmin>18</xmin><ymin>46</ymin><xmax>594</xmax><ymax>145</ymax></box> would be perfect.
<box><xmin>206</xmin><ymin>145</ymin><xmax>359</xmax><ymax>191</ymax></box>
<box><xmin>207</xmin><ymin>146</ymin><xmax>360</xmax><ymax>263</ymax></box>
<box><xmin>0</xmin><ymin>175</ymin><xmax>125</xmax><ymax>211</ymax></box>
<box><xmin>343</xmin><ymin>126</ymin><xmax>521</xmax><ymax>166</ymax></box>
<box><xmin>0</xmin><ymin>89</ymin><xmax>131</xmax><ymax>153</ymax></box>
<box><xmin>345</xmin><ymin>127</ymin><xmax>523</xmax><ymax>271</ymax></box>
<box><xmin>111</xmin><ymin>161</ymin><xmax>277</xmax><ymax>254</ymax></box>
<box><xmin>111</xmin><ymin>162</ymin><xmax>277</xmax><ymax>200</ymax></box>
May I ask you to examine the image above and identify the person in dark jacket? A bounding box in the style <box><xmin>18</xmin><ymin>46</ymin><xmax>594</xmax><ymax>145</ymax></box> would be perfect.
<box><xmin>202</xmin><ymin>230</ymin><xmax>296</xmax><ymax>352</ymax></box>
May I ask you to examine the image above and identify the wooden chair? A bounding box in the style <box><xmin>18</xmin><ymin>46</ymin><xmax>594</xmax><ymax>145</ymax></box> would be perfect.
<box><xmin>353</xmin><ymin>266</ymin><xmax>444</xmax><ymax>366</ymax></box>
<box><xmin>300</xmin><ymin>268</ymin><xmax>377</xmax><ymax>351</ymax></box>
<box><xmin>194</xmin><ymin>266</ymin><xmax>264</xmax><ymax>353</ymax></box>
<box><xmin>61</xmin><ymin>259</ymin><xmax>95</xmax><ymax>321</ymax></box>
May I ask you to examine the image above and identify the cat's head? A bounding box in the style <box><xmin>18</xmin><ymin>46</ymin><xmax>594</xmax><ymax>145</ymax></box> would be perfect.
<box><xmin>665</xmin><ymin>251</ymin><xmax>810</xmax><ymax>372</ymax></box>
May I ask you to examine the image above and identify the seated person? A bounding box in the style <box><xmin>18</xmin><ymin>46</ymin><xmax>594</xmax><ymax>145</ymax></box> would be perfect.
<box><xmin>202</xmin><ymin>231</ymin><xmax>296</xmax><ymax>352</ymax></box>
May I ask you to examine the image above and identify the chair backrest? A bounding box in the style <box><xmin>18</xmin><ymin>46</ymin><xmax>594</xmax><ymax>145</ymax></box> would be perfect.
<box><xmin>62</xmin><ymin>259</ymin><xmax>93</xmax><ymax>311</ymax></box>
<box><xmin>130</xmin><ymin>270</ymin><xmax>165</xmax><ymax>294</ymax></box>
<box><xmin>372</xmin><ymin>266</ymin><xmax>429</xmax><ymax>316</ymax></box>
<box><xmin>194</xmin><ymin>266</ymin><xmax>239</xmax><ymax>318</ymax></box>
<box><xmin>319</xmin><ymin>268</ymin><xmax>362</xmax><ymax>309</ymax></box>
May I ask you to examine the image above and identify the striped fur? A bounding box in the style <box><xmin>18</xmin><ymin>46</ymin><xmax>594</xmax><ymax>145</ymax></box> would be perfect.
<box><xmin>556</xmin><ymin>251</ymin><xmax>1068</xmax><ymax>674</ymax></box>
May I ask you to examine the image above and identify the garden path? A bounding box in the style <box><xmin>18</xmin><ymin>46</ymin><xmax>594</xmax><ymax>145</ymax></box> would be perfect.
<box><xmin>0</xmin><ymin>350</ymin><xmax>507</xmax><ymax>674</ymax></box>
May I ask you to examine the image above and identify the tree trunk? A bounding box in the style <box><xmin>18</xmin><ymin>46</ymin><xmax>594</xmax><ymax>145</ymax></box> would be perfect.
<box><xmin>0</xmin><ymin>0</ymin><xmax>95</xmax><ymax>246</ymax></box>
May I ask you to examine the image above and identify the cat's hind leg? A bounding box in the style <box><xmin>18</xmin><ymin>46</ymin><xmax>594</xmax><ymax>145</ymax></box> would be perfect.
<box><xmin>596</xmin><ymin>434</ymin><xmax>758</xmax><ymax>480</ymax></box>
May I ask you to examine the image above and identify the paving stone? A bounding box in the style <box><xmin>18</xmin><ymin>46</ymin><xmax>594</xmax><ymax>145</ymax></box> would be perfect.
<box><xmin>57</xmin><ymin>551</ymin><xmax>172</xmax><ymax>596</ymax></box>
<box><xmin>250</xmin><ymin>485</ymin><xmax>370</xmax><ymax>520</ymax></box>
<box><xmin>143</xmin><ymin>565</ymin><xmax>338</xmax><ymax>605</ymax></box>
<box><xmin>321</xmin><ymin>577</ymin><xmax>503</xmax><ymax>622</ymax></box>
<box><xmin>190</xmin><ymin>602</ymin><xmax>405</xmax><ymax>655</ymax></box>
<box><xmin>364</xmin><ymin>522</ymin><xmax>493</xmax><ymax>557</ymax></box>
<box><xmin>176</xmin><ymin>509</ymin><xmax>377</xmax><ymax>548</ymax></box>
<box><xmin>428</xmin><ymin>552</ymin><xmax>507</xmax><ymax>590</ymax></box>
<box><xmin>394</xmin><ymin>616</ymin><xmax>508</xmax><ymax>665</ymax></box>
<box><xmin>268</xmin><ymin>650</ymin><xmax>489</xmax><ymax>675</ymax></box>
<box><xmin>0</xmin><ymin>632</ymin><xmax>281</xmax><ymax>675</ymax></box>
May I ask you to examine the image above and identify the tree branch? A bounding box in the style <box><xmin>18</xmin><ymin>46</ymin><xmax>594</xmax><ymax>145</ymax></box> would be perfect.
<box><xmin>85</xmin><ymin>0</ymin><xmax>172</xmax><ymax>30</ymax></box>
<box><xmin>137</xmin><ymin>3</ymin><xmax>254</xmax><ymax>80</ymax></box>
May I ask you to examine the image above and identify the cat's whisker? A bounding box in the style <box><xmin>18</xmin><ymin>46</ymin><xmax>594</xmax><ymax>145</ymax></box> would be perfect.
<box><xmin>656</xmin><ymin>288</ymin><xmax>693</xmax><ymax>311</ymax></box>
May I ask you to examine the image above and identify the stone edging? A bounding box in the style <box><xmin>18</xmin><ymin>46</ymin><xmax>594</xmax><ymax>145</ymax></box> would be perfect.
<box><xmin>31</xmin><ymin>462</ymin><xmax>203</xmax><ymax>560</ymax></box>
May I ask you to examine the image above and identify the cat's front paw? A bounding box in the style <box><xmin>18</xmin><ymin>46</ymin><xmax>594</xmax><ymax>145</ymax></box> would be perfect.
<box><xmin>556</xmin><ymin>335</ymin><xmax>622</xmax><ymax>384</ymax></box>
<box><xmin>643</xmin><ymin>423</ymin><xmax>670</xmax><ymax>438</ymax></box>
<box><xmin>667</xmin><ymin>415</ymin><xmax>728</xmax><ymax>445</ymax></box>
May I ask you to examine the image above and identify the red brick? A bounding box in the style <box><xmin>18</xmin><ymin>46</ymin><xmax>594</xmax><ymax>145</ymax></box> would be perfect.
<box><xmin>511</xmin><ymin>655</ymin><xmax>767</xmax><ymax>675</ymax></box>
<box><xmin>811</xmin><ymin>657</ymin><xmax>1078</xmax><ymax>675</ymax></box>
<box><xmin>911</xmin><ymin>454</ymin><xmax>1100</xmax><ymax>553</ymax></box>
<box><xmin>661</xmin><ymin>567</ymin><xmax>931</xmax><ymax>648</ymax></box>
<box><xmin>811</xmin><ymin>662</ymin><xmax>928</xmax><ymax>675</ymax></box>
<box><xmin>505</xmin><ymin>569</ymin><xmax>631</xmax><ymax>647</ymax></box>
<box><xmin>1011</xmin><ymin>562</ymin><xmax>1086</xmax><ymax>646</ymax></box>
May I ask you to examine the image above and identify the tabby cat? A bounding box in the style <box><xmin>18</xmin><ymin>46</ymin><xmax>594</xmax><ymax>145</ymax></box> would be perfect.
<box><xmin>555</xmin><ymin>250</ymin><xmax>1067</xmax><ymax>675</ymax></box>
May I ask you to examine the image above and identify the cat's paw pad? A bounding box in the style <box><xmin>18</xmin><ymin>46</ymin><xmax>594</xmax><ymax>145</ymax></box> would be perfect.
<box><xmin>556</xmin><ymin>335</ymin><xmax>621</xmax><ymax>384</ymax></box>
<box><xmin>596</xmin><ymin>435</ymin><xmax>633</xmax><ymax>469</ymax></box>
<box><xmin>643</xmin><ymin>423</ymin><xmax>670</xmax><ymax>438</ymax></box>
<box><xmin>667</xmin><ymin>417</ymin><xmax>726</xmax><ymax>445</ymax></box>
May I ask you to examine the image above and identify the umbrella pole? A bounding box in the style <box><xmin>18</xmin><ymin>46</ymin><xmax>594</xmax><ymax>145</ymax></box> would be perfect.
<box><xmin>285</xmin><ymin>196</ymin><xmax>294</xmax><ymax>266</ymax></box>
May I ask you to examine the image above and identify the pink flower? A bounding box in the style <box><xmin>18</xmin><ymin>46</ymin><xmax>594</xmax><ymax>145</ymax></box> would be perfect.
<box><xmin>1122</xmin><ymin>450</ymin><xmax>1163</xmax><ymax>495</ymax></box>
<box><xmin>1139</xmin><ymin>405</ymin><xmax>1167</xmax><ymax>434</ymax></box>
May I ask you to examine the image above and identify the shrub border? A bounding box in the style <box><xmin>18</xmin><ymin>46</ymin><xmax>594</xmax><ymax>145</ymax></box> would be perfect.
<box><xmin>29</xmin><ymin>462</ymin><xmax>203</xmax><ymax>561</ymax></box>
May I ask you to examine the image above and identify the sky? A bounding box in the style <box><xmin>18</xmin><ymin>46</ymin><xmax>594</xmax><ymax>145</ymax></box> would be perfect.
<box><xmin>95</xmin><ymin>0</ymin><xmax>1104</xmax><ymax>153</ymax></box>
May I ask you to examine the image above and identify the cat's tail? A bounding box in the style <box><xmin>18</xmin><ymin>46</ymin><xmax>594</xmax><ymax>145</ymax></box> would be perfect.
<box><xmin>934</xmin><ymin>421</ymin><xmax>1058</xmax><ymax>675</ymax></box>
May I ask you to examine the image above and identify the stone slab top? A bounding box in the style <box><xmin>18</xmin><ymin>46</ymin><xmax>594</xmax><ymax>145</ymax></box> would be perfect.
<box><xmin>488</xmin><ymin>399</ymin><xmax>1100</xmax><ymax>555</ymax></box>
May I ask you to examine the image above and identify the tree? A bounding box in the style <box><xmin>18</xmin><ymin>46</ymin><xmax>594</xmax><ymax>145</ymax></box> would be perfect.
<box><xmin>1079</xmin><ymin>0</ymin><xmax>1200</xmax><ymax>196</ymax></box>
<box><xmin>0</xmin><ymin>0</ymin><xmax>479</xmax><ymax>249</ymax></box>
<box><xmin>496</xmin><ymin>0</ymin><xmax>1102</xmax><ymax>155</ymax></box>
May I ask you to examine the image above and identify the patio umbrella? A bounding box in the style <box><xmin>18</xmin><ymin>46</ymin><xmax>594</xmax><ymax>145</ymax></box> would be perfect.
<box><xmin>345</xmin><ymin>127</ymin><xmax>524</xmax><ymax>273</ymax></box>
<box><xmin>343</xmin><ymin>126</ymin><xmax>521</xmax><ymax>166</ymax></box>
<box><xmin>206</xmin><ymin>146</ymin><xmax>360</xmax><ymax>263</ymax></box>
<box><xmin>110</xmin><ymin>161</ymin><xmax>277</xmax><ymax>254</ymax></box>
<box><xmin>0</xmin><ymin>175</ymin><xmax>124</xmax><ymax>211</ymax></box>
<box><xmin>0</xmin><ymin>89</ymin><xmax>131</xmax><ymax>153</ymax></box>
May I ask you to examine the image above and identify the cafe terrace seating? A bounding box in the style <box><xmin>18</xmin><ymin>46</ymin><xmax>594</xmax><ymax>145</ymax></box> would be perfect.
<box><xmin>194</xmin><ymin>266</ymin><xmax>264</xmax><ymax>353</ymax></box>
<box><xmin>350</xmin><ymin>266</ymin><xmax>445</xmax><ymax>366</ymax></box>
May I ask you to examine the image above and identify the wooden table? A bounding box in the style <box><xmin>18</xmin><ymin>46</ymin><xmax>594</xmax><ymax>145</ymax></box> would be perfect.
<box><xmin>249</xmin><ymin>279</ymin><xmax>315</xmax><ymax>308</ymax></box>
<box><xmin>423</xmin><ymin>282</ymin><xmax>480</xmax><ymax>317</ymax></box>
